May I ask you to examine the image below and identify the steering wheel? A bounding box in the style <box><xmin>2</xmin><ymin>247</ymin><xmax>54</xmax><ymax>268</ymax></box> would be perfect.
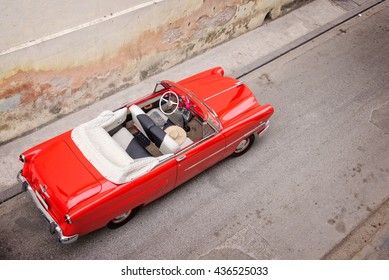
<box><xmin>159</xmin><ymin>91</ymin><xmax>180</xmax><ymax>115</ymax></box>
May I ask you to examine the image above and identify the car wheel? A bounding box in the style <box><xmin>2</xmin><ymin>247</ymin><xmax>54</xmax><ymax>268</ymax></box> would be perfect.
<box><xmin>107</xmin><ymin>208</ymin><xmax>139</xmax><ymax>229</ymax></box>
<box><xmin>231</xmin><ymin>134</ymin><xmax>255</xmax><ymax>157</ymax></box>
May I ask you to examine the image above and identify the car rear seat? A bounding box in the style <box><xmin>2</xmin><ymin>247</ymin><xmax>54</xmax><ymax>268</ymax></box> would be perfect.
<box><xmin>71</xmin><ymin>110</ymin><xmax>159</xmax><ymax>184</ymax></box>
<box><xmin>112</xmin><ymin>128</ymin><xmax>151</xmax><ymax>159</ymax></box>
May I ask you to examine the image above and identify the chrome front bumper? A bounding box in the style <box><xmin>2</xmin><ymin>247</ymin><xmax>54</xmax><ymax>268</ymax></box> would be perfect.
<box><xmin>17</xmin><ymin>171</ymin><xmax>79</xmax><ymax>244</ymax></box>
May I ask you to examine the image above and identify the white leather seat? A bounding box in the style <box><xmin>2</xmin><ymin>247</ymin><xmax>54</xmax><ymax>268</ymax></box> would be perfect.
<box><xmin>148</xmin><ymin>125</ymin><xmax>180</xmax><ymax>154</ymax></box>
<box><xmin>180</xmin><ymin>137</ymin><xmax>193</xmax><ymax>149</ymax></box>
<box><xmin>112</xmin><ymin>128</ymin><xmax>151</xmax><ymax>159</ymax></box>
<box><xmin>71</xmin><ymin>111</ymin><xmax>159</xmax><ymax>184</ymax></box>
<box><xmin>129</xmin><ymin>105</ymin><xmax>154</xmax><ymax>137</ymax></box>
<box><xmin>129</xmin><ymin>105</ymin><xmax>179</xmax><ymax>154</ymax></box>
<box><xmin>103</xmin><ymin>107</ymin><xmax>128</xmax><ymax>132</ymax></box>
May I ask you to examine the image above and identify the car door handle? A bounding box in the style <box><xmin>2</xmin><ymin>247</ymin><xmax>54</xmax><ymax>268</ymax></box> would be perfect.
<box><xmin>176</xmin><ymin>155</ymin><xmax>186</xmax><ymax>162</ymax></box>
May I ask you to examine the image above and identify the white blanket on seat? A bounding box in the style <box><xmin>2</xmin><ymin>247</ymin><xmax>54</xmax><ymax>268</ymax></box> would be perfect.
<box><xmin>71</xmin><ymin>110</ymin><xmax>159</xmax><ymax>184</ymax></box>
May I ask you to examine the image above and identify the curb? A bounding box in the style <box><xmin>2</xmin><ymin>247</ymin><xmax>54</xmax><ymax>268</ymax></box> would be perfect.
<box><xmin>234</xmin><ymin>0</ymin><xmax>385</xmax><ymax>79</ymax></box>
<box><xmin>0</xmin><ymin>183</ymin><xmax>23</xmax><ymax>204</ymax></box>
<box><xmin>323</xmin><ymin>196</ymin><xmax>389</xmax><ymax>259</ymax></box>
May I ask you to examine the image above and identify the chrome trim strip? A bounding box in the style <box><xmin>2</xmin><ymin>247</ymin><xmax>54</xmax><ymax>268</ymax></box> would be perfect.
<box><xmin>204</xmin><ymin>81</ymin><xmax>245</xmax><ymax>102</ymax></box>
<box><xmin>226</xmin><ymin>121</ymin><xmax>269</xmax><ymax>149</ymax></box>
<box><xmin>184</xmin><ymin>147</ymin><xmax>225</xmax><ymax>172</ymax></box>
<box><xmin>18</xmin><ymin>171</ymin><xmax>79</xmax><ymax>244</ymax></box>
<box><xmin>153</xmin><ymin>131</ymin><xmax>218</xmax><ymax>169</ymax></box>
<box><xmin>182</xmin><ymin>121</ymin><xmax>269</xmax><ymax>172</ymax></box>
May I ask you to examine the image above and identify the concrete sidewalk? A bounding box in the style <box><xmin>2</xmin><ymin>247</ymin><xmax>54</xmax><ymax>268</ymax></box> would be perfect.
<box><xmin>0</xmin><ymin>0</ymin><xmax>387</xmax><ymax>259</ymax></box>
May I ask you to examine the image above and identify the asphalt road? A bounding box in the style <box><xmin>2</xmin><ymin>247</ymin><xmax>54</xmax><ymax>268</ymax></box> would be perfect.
<box><xmin>0</xmin><ymin>2</ymin><xmax>388</xmax><ymax>259</ymax></box>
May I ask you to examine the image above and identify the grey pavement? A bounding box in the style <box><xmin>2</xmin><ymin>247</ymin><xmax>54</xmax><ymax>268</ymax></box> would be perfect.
<box><xmin>0</xmin><ymin>0</ymin><xmax>388</xmax><ymax>259</ymax></box>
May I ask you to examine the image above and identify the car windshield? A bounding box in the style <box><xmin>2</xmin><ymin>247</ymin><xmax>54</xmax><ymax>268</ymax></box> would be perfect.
<box><xmin>158</xmin><ymin>81</ymin><xmax>221</xmax><ymax>131</ymax></box>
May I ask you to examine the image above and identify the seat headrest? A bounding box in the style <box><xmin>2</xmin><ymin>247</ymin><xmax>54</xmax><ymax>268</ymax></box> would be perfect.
<box><xmin>130</xmin><ymin>105</ymin><xmax>153</xmax><ymax>136</ymax></box>
<box><xmin>129</xmin><ymin>104</ymin><xmax>145</xmax><ymax>116</ymax></box>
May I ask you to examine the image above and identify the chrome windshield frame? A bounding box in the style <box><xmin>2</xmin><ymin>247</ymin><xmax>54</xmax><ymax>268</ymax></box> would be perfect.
<box><xmin>162</xmin><ymin>81</ymin><xmax>223</xmax><ymax>132</ymax></box>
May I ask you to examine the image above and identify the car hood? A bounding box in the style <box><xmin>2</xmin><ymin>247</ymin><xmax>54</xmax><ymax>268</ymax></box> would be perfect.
<box><xmin>179</xmin><ymin>75</ymin><xmax>258</xmax><ymax>125</ymax></box>
<box><xmin>33</xmin><ymin>140</ymin><xmax>102</xmax><ymax>210</ymax></box>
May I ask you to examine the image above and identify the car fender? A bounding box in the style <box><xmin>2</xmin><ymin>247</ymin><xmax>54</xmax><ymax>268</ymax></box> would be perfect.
<box><xmin>222</xmin><ymin>104</ymin><xmax>274</xmax><ymax>154</ymax></box>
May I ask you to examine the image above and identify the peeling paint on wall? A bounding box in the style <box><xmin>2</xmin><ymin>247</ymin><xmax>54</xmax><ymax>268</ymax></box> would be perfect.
<box><xmin>0</xmin><ymin>0</ymin><xmax>298</xmax><ymax>143</ymax></box>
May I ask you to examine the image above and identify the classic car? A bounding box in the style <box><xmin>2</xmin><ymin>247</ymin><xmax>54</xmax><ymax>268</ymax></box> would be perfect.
<box><xmin>17</xmin><ymin>67</ymin><xmax>274</xmax><ymax>243</ymax></box>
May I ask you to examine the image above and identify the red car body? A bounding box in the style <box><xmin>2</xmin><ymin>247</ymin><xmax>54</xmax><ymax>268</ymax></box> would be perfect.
<box><xmin>17</xmin><ymin>67</ymin><xmax>273</xmax><ymax>243</ymax></box>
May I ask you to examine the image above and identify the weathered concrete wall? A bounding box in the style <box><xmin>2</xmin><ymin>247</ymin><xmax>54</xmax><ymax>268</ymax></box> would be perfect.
<box><xmin>0</xmin><ymin>0</ymin><xmax>297</xmax><ymax>143</ymax></box>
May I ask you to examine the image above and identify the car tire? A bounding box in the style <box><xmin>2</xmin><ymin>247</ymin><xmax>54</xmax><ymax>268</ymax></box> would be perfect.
<box><xmin>107</xmin><ymin>207</ymin><xmax>139</xmax><ymax>229</ymax></box>
<box><xmin>231</xmin><ymin>134</ymin><xmax>255</xmax><ymax>157</ymax></box>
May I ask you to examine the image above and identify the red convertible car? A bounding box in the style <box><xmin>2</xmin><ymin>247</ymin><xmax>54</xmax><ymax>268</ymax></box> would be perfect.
<box><xmin>17</xmin><ymin>67</ymin><xmax>273</xmax><ymax>243</ymax></box>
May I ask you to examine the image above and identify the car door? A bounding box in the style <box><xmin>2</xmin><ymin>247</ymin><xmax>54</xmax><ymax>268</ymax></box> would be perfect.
<box><xmin>175</xmin><ymin>132</ymin><xmax>226</xmax><ymax>186</ymax></box>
